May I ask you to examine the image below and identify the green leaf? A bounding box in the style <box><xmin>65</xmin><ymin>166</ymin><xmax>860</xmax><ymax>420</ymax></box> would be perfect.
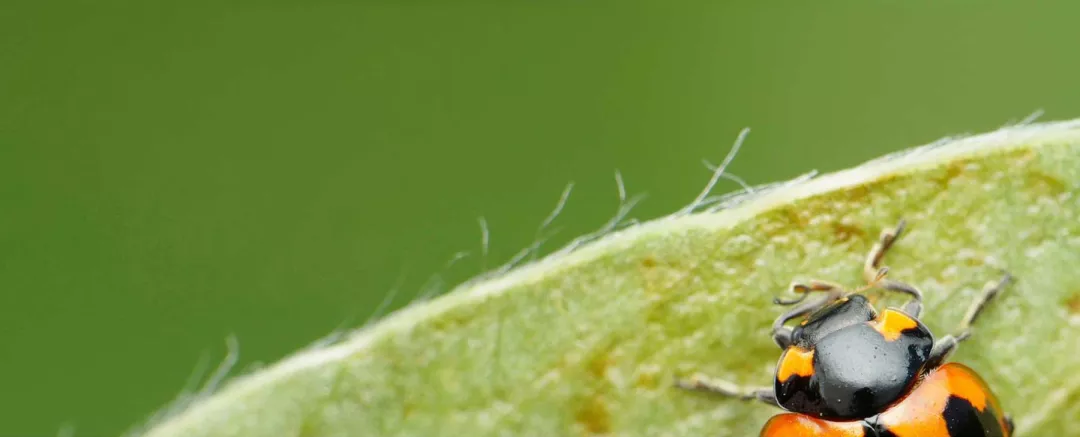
<box><xmin>138</xmin><ymin>120</ymin><xmax>1080</xmax><ymax>437</ymax></box>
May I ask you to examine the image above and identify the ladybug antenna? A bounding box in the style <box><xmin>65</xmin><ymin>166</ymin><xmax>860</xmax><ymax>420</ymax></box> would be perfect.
<box><xmin>855</xmin><ymin>267</ymin><xmax>889</xmax><ymax>293</ymax></box>
<box><xmin>773</xmin><ymin>284</ymin><xmax>811</xmax><ymax>306</ymax></box>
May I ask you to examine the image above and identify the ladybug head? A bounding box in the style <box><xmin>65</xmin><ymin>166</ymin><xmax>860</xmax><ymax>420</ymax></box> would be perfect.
<box><xmin>791</xmin><ymin>295</ymin><xmax>877</xmax><ymax>348</ymax></box>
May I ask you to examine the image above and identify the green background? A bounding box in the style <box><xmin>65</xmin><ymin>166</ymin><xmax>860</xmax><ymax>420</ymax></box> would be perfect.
<box><xmin>2</xmin><ymin>1</ymin><xmax>1079</xmax><ymax>435</ymax></box>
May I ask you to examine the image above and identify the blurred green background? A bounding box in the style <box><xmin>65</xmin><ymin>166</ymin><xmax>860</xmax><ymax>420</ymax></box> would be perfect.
<box><xmin>3</xmin><ymin>1</ymin><xmax>1080</xmax><ymax>435</ymax></box>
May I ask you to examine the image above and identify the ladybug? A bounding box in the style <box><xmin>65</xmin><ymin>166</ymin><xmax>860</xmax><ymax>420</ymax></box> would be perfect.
<box><xmin>677</xmin><ymin>220</ymin><xmax>1014</xmax><ymax>437</ymax></box>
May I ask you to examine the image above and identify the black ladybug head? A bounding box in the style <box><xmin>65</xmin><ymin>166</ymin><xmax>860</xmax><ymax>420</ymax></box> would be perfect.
<box><xmin>791</xmin><ymin>295</ymin><xmax>877</xmax><ymax>349</ymax></box>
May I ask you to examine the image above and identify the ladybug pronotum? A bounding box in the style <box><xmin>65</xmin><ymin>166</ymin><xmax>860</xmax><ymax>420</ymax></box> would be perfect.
<box><xmin>678</xmin><ymin>220</ymin><xmax>1013</xmax><ymax>437</ymax></box>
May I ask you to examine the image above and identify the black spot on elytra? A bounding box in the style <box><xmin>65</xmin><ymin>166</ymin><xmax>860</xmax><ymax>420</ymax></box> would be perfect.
<box><xmin>942</xmin><ymin>395</ymin><xmax>1006</xmax><ymax>437</ymax></box>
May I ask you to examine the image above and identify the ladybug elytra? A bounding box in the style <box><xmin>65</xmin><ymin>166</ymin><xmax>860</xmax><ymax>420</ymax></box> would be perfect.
<box><xmin>678</xmin><ymin>220</ymin><xmax>1014</xmax><ymax>437</ymax></box>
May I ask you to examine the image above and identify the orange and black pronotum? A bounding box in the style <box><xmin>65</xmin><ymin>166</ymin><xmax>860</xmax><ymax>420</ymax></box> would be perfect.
<box><xmin>678</xmin><ymin>220</ymin><xmax>1013</xmax><ymax>437</ymax></box>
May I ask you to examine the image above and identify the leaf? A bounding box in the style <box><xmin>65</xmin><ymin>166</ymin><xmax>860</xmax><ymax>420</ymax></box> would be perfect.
<box><xmin>138</xmin><ymin>120</ymin><xmax>1080</xmax><ymax>437</ymax></box>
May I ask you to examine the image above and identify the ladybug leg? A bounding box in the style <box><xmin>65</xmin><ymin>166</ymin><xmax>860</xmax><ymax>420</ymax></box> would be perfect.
<box><xmin>1005</xmin><ymin>414</ymin><xmax>1015</xmax><ymax>434</ymax></box>
<box><xmin>954</xmin><ymin>272</ymin><xmax>1013</xmax><ymax>341</ymax></box>
<box><xmin>772</xmin><ymin>327</ymin><xmax>793</xmax><ymax>349</ymax></box>
<box><xmin>771</xmin><ymin>280</ymin><xmax>847</xmax><ymax>348</ymax></box>
<box><xmin>863</xmin><ymin>219</ymin><xmax>906</xmax><ymax>284</ymax></box>
<box><xmin>926</xmin><ymin>273</ymin><xmax>1013</xmax><ymax>368</ymax></box>
<box><xmin>926</xmin><ymin>335</ymin><xmax>960</xmax><ymax>370</ymax></box>
<box><xmin>864</xmin><ymin>219</ymin><xmax>925</xmax><ymax>317</ymax></box>
<box><xmin>675</xmin><ymin>375</ymin><xmax>779</xmax><ymax>407</ymax></box>
<box><xmin>879</xmin><ymin>279</ymin><xmax>924</xmax><ymax>318</ymax></box>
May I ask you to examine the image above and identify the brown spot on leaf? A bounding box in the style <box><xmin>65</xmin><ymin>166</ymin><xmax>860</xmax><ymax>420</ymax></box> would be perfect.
<box><xmin>1066</xmin><ymin>293</ymin><xmax>1080</xmax><ymax>314</ymax></box>
<box><xmin>575</xmin><ymin>395</ymin><xmax>611</xmax><ymax>435</ymax></box>
<box><xmin>935</xmin><ymin>161</ymin><xmax>966</xmax><ymax>189</ymax></box>
<box><xmin>777</xmin><ymin>207</ymin><xmax>807</xmax><ymax>228</ymax></box>
<box><xmin>1028</xmin><ymin>171</ymin><xmax>1066</xmax><ymax>195</ymax></box>
<box><xmin>633</xmin><ymin>371</ymin><xmax>658</xmax><ymax>389</ymax></box>
<box><xmin>844</xmin><ymin>185</ymin><xmax>872</xmax><ymax>203</ymax></box>
<box><xmin>429</xmin><ymin>313</ymin><xmax>473</xmax><ymax>331</ymax></box>
<box><xmin>641</xmin><ymin>256</ymin><xmax>658</xmax><ymax>268</ymax></box>
<box><xmin>586</xmin><ymin>352</ymin><xmax>613</xmax><ymax>379</ymax></box>
<box><xmin>831</xmin><ymin>222</ymin><xmax>865</xmax><ymax>242</ymax></box>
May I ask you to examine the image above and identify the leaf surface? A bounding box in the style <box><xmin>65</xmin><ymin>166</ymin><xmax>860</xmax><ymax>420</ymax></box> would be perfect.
<box><xmin>140</xmin><ymin>121</ymin><xmax>1080</xmax><ymax>437</ymax></box>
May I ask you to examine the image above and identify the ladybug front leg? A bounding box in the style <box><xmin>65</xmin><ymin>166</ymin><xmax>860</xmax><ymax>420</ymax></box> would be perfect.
<box><xmin>770</xmin><ymin>280</ymin><xmax>847</xmax><ymax>348</ymax></box>
<box><xmin>926</xmin><ymin>272</ymin><xmax>1013</xmax><ymax>369</ymax></box>
<box><xmin>674</xmin><ymin>374</ymin><xmax>779</xmax><ymax>407</ymax></box>
<box><xmin>863</xmin><ymin>219</ymin><xmax>906</xmax><ymax>282</ymax></box>
<box><xmin>864</xmin><ymin>219</ymin><xmax>925</xmax><ymax>317</ymax></box>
